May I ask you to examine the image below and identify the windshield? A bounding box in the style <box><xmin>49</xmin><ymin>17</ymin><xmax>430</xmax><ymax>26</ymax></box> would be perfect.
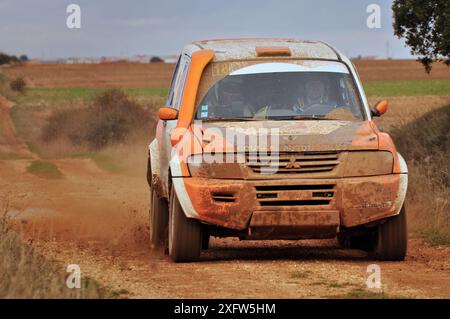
<box><xmin>195</xmin><ymin>67</ymin><xmax>364</xmax><ymax>121</ymax></box>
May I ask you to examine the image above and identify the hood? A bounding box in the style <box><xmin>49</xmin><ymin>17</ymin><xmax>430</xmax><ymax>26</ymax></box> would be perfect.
<box><xmin>197</xmin><ymin>120</ymin><xmax>379</xmax><ymax>152</ymax></box>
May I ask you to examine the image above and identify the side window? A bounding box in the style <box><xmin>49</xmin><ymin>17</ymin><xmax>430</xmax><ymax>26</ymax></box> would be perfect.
<box><xmin>172</xmin><ymin>55</ymin><xmax>191</xmax><ymax>109</ymax></box>
<box><xmin>166</xmin><ymin>56</ymin><xmax>181</xmax><ymax>107</ymax></box>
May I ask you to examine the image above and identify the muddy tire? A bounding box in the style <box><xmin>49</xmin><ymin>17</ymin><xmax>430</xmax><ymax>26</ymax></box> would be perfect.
<box><xmin>202</xmin><ymin>231</ymin><xmax>210</xmax><ymax>250</ymax></box>
<box><xmin>373</xmin><ymin>206</ymin><xmax>408</xmax><ymax>261</ymax></box>
<box><xmin>168</xmin><ymin>185</ymin><xmax>202</xmax><ymax>262</ymax></box>
<box><xmin>149</xmin><ymin>187</ymin><xmax>169</xmax><ymax>250</ymax></box>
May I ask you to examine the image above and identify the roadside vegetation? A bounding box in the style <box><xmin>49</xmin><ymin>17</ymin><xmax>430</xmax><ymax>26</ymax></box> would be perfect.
<box><xmin>8</xmin><ymin>88</ymin><xmax>162</xmax><ymax>159</ymax></box>
<box><xmin>9</xmin><ymin>77</ymin><xmax>27</xmax><ymax>93</ymax></box>
<box><xmin>390</xmin><ymin>104</ymin><xmax>450</xmax><ymax>245</ymax></box>
<box><xmin>27</xmin><ymin>160</ymin><xmax>63</xmax><ymax>179</ymax></box>
<box><xmin>0</xmin><ymin>200</ymin><xmax>103</xmax><ymax>298</ymax></box>
<box><xmin>42</xmin><ymin>89</ymin><xmax>152</xmax><ymax>150</ymax></box>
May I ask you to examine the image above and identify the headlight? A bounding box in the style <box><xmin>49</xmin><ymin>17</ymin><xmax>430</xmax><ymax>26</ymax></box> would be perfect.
<box><xmin>343</xmin><ymin>151</ymin><xmax>393</xmax><ymax>177</ymax></box>
<box><xmin>187</xmin><ymin>154</ymin><xmax>243</xmax><ymax>178</ymax></box>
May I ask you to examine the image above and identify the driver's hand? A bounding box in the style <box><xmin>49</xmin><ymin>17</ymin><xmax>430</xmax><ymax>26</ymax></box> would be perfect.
<box><xmin>293</xmin><ymin>104</ymin><xmax>304</xmax><ymax>114</ymax></box>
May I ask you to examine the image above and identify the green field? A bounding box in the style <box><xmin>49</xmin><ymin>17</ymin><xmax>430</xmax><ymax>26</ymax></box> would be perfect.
<box><xmin>363</xmin><ymin>79</ymin><xmax>450</xmax><ymax>96</ymax></box>
<box><xmin>9</xmin><ymin>87</ymin><xmax>168</xmax><ymax>106</ymax></box>
<box><xmin>20</xmin><ymin>80</ymin><xmax>450</xmax><ymax>100</ymax></box>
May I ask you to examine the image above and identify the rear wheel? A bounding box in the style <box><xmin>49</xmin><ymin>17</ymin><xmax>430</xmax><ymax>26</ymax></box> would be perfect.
<box><xmin>373</xmin><ymin>206</ymin><xmax>408</xmax><ymax>261</ymax></box>
<box><xmin>149</xmin><ymin>187</ymin><xmax>168</xmax><ymax>250</ymax></box>
<box><xmin>168</xmin><ymin>185</ymin><xmax>202</xmax><ymax>262</ymax></box>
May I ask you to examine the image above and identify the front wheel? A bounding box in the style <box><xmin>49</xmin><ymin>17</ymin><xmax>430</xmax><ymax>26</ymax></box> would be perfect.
<box><xmin>168</xmin><ymin>185</ymin><xmax>202</xmax><ymax>262</ymax></box>
<box><xmin>373</xmin><ymin>206</ymin><xmax>408</xmax><ymax>261</ymax></box>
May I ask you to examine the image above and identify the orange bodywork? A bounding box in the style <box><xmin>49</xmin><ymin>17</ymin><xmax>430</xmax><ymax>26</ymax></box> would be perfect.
<box><xmin>170</xmin><ymin>49</ymin><xmax>215</xmax><ymax>177</ymax></box>
<box><xmin>175</xmin><ymin>49</ymin><xmax>215</xmax><ymax>131</ymax></box>
<box><xmin>370</xmin><ymin>120</ymin><xmax>401</xmax><ymax>173</ymax></box>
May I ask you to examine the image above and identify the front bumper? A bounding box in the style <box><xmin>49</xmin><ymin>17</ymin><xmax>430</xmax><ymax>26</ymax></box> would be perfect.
<box><xmin>180</xmin><ymin>174</ymin><xmax>404</xmax><ymax>232</ymax></box>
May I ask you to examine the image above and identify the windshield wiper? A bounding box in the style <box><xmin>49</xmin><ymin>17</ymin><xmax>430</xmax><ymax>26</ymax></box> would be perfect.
<box><xmin>290</xmin><ymin>115</ymin><xmax>336</xmax><ymax>120</ymax></box>
<box><xmin>201</xmin><ymin>117</ymin><xmax>263</xmax><ymax>122</ymax></box>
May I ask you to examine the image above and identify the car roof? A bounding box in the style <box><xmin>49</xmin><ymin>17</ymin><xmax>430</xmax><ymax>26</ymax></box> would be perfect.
<box><xmin>185</xmin><ymin>38</ymin><xmax>341</xmax><ymax>62</ymax></box>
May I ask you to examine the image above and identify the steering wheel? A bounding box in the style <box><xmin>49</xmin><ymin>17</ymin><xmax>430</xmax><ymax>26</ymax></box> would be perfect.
<box><xmin>301</xmin><ymin>103</ymin><xmax>336</xmax><ymax>116</ymax></box>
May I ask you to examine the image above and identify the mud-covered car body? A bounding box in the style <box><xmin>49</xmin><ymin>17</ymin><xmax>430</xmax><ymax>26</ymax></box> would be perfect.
<box><xmin>147</xmin><ymin>39</ymin><xmax>408</xmax><ymax>262</ymax></box>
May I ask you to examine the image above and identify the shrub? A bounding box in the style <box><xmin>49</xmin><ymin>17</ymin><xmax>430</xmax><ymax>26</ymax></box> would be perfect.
<box><xmin>41</xmin><ymin>89</ymin><xmax>151</xmax><ymax>150</ymax></box>
<box><xmin>9</xmin><ymin>77</ymin><xmax>26</xmax><ymax>93</ymax></box>
<box><xmin>150</xmin><ymin>56</ymin><xmax>164</xmax><ymax>63</ymax></box>
<box><xmin>27</xmin><ymin>160</ymin><xmax>63</xmax><ymax>179</ymax></box>
<box><xmin>0</xmin><ymin>52</ymin><xmax>20</xmax><ymax>65</ymax></box>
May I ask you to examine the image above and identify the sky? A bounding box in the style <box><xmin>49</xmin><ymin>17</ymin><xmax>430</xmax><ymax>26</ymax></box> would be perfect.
<box><xmin>0</xmin><ymin>0</ymin><xmax>414</xmax><ymax>60</ymax></box>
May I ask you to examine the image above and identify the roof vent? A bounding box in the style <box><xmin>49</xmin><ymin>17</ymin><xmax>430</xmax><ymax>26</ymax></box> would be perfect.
<box><xmin>255</xmin><ymin>46</ymin><xmax>292</xmax><ymax>57</ymax></box>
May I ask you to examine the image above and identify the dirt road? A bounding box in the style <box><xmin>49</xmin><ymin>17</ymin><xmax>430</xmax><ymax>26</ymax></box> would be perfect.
<box><xmin>1</xmin><ymin>95</ymin><xmax>449</xmax><ymax>299</ymax></box>
<box><xmin>1</xmin><ymin>154</ymin><xmax>449</xmax><ymax>298</ymax></box>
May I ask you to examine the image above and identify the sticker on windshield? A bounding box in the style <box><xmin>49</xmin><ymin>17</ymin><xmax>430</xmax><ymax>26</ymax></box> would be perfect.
<box><xmin>200</xmin><ymin>111</ymin><xmax>208</xmax><ymax>118</ymax></box>
<box><xmin>201</xmin><ymin>105</ymin><xmax>209</xmax><ymax>111</ymax></box>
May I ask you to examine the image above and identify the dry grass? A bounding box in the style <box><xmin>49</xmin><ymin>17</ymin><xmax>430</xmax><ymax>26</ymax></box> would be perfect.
<box><xmin>370</xmin><ymin>95</ymin><xmax>450</xmax><ymax>245</ymax></box>
<box><xmin>0</xmin><ymin>199</ymin><xmax>104</xmax><ymax>298</ymax></box>
<box><xmin>369</xmin><ymin>95</ymin><xmax>450</xmax><ymax>131</ymax></box>
<box><xmin>388</xmin><ymin>104</ymin><xmax>450</xmax><ymax>244</ymax></box>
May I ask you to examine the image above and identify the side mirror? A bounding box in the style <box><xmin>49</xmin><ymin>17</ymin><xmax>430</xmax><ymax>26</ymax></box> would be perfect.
<box><xmin>371</xmin><ymin>100</ymin><xmax>388</xmax><ymax>117</ymax></box>
<box><xmin>159</xmin><ymin>107</ymin><xmax>178</xmax><ymax>120</ymax></box>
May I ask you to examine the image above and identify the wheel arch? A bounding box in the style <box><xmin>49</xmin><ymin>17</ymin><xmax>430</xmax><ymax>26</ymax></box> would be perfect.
<box><xmin>393</xmin><ymin>152</ymin><xmax>408</xmax><ymax>215</ymax></box>
<box><xmin>148</xmin><ymin>139</ymin><xmax>167</xmax><ymax>199</ymax></box>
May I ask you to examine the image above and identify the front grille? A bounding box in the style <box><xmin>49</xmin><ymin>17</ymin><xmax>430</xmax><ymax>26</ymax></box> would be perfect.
<box><xmin>259</xmin><ymin>200</ymin><xmax>330</xmax><ymax>206</ymax></box>
<box><xmin>246</xmin><ymin>152</ymin><xmax>340</xmax><ymax>175</ymax></box>
<box><xmin>255</xmin><ymin>184</ymin><xmax>336</xmax><ymax>207</ymax></box>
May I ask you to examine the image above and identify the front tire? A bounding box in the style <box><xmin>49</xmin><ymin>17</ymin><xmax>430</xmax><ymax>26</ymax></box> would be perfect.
<box><xmin>373</xmin><ymin>206</ymin><xmax>408</xmax><ymax>261</ymax></box>
<box><xmin>168</xmin><ymin>185</ymin><xmax>202</xmax><ymax>262</ymax></box>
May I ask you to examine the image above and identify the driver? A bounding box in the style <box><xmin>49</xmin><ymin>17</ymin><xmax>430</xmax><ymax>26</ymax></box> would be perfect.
<box><xmin>208</xmin><ymin>81</ymin><xmax>240</xmax><ymax>118</ymax></box>
<box><xmin>294</xmin><ymin>77</ymin><xmax>330</xmax><ymax>113</ymax></box>
<box><xmin>305</xmin><ymin>78</ymin><xmax>326</xmax><ymax>105</ymax></box>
